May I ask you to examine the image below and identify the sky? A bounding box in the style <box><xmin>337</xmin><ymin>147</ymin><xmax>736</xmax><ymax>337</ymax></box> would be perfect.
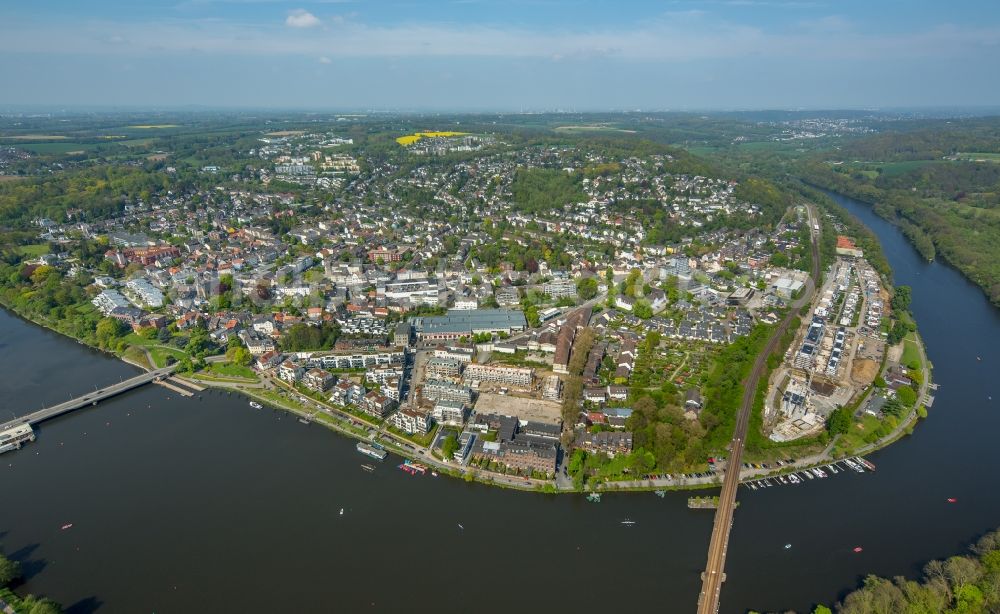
<box><xmin>1</xmin><ymin>0</ymin><xmax>999</xmax><ymax>110</ymax></box>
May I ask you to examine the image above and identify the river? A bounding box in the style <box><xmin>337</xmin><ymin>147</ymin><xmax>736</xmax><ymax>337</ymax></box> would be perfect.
<box><xmin>1</xmin><ymin>190</ymin><xmax>998</xmax><ymax>613</ymax></box>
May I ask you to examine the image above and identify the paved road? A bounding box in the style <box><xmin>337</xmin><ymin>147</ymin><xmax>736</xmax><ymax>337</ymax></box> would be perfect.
<box><xmin>696</xmin><ymin>204</ymin><xmax>821</xmax><ymax>614</ymax></box>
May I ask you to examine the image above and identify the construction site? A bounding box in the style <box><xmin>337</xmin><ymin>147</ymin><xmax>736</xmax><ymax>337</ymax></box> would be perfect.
<box><xmin>765</xmin><ymin>251</ymin><xmax>888</xmax><ymax>441</ymax></box>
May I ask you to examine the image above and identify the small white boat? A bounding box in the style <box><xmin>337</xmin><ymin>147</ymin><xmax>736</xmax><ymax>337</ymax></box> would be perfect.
<box><xmin>61</xmin><ymin>523</ymin><xmax>73</xmax><ymax>530</ymax></box>
<box><xmin>457</xmin><ymin>523</ymin><xmax>464</xmax><ymax>530</ymax></box>
<box><xmin>784</xmin><ymin>543</ymin><xmax>792</xmax><ymax>549</ymax></box>
<box><xmin>339</xmin><ymin>508</ymin><xmax>344</xmax><ymax>516</ymax></box>
<box><xmin>249</xmin><ymin>401</ymin><xmax>262</xmax><ymax>409</ymax></box>
<box><xmin>621</xmin><ymin>520</ymin><xmax>636</xmax><ymax>526</ymax></box>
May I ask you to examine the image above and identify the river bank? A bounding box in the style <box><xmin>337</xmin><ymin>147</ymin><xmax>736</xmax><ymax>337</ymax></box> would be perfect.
<box><xmin>805</xmin><ymin>179</ymin><xmax>1000</xmax><ymax>307</ymax></box>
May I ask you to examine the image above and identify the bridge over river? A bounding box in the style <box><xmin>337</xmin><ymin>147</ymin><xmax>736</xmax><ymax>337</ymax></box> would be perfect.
<box><xmin>696</xmin><ymin>204</ymin><xmax>821</xmax><ymax>614</ymax></box>
<box><xmin>0</xmin><ymin>365</ymin><xmax>177</xmax><ymax>432</ymax></box>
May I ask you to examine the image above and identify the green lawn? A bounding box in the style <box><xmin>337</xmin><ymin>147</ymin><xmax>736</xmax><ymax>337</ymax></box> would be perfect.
<box><xmin>386</xmin><ymin>424</ymin><xmax>436</xmax><ymax>448</ymax></box>
<box><xmin>122</xmin><ymin>332</ymin><xmax>156</xmax><ymax>347</ymax></box>
<box><xmin>149</xmin><ymin>346</ymin><xmax>186</xmax><ymax>368</ymax></box>
<box><xmin>901</xmin><ymin>333</ymin><xmax>921</xmax><ymax>369</ymax></box>
<box><xmin>16</xmin><ymin>243</ymin><xmax>49</xmax><ymax>257</ymax></box>
<box><xmin>835</xmin><ymin>413</ymin><xmax>883</xmax><ymax>455</ymax></box>
<box><xmin>207</xmin><ymin>361</ymin><xmax>258</xmax><ymax>379</ymax></box>
<box><xmin>122</xmin><ymin>345</ymin><xmax>152</xmax><ymax>369</ymax></box>
<box><xmin>121</xmin><ymin>333</ymin><xmax>187</xmax><ymax>367</ymax></box>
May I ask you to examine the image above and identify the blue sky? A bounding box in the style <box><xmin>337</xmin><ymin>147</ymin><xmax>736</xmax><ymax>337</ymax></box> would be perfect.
<box><xmin>2</xmin><ymin>0</ymin><xmax>999</xmax><ymax>110</ymax></box>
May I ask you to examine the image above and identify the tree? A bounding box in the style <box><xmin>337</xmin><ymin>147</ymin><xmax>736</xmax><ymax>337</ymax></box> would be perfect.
<box><xmin>633</xmin><ymin>299</ymin><xmax>653</xmax><ymax>319</ymax></box>
<box><xmin>891</xmin><ymin>285</ymin><xmax>912</xmax><ymax>313</ymax></box>
<box><xmin>95</xmin><ymin>317</ymin><xmax>126</xmax><ymax>349</ymax></box>
<box><xmin>827</xmin><ymin>406</ymin><xmax>852</xmax><ymax>435</ymax></box>
<box><xmin>21</xmin><ymin>597</ymin><xmax>63</xmax><ymax>614</ymax></box>
<box><xmin>226</xmin><ymin>346</ymin><xmax>252</xmax><ymax>366</ymax></box>
<box><xmin>441</xmin><ymin>435</ymin><xmax>458</xmax><ymax>459</ymax></box>
<box><xmin>0</xmin><ymin>554</ymin><xmax>22</xmax><ymax>585</ymax></box>
<box><xmin>576</xmin><ymin>277</ymin><xmax>599</xmax><ymax>300</ymax></box>
<box><xmin>897</xmin><ymin>385</ymin><xmax>918</xmax><ymax>408</ymax></box>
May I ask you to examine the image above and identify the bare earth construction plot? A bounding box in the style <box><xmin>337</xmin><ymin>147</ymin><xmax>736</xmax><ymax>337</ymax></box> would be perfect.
<box><xmin>473</xmin><ymin>392</ymin><xmax>562</xmax><ymax>425</ymax></box>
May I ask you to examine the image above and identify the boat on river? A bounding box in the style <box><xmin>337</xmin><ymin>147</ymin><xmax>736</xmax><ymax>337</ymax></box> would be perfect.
<box><xmin>357</xmin><ymin>442</ymin><xmax>387</xmax><ymax>461</ymax></box>
<box><xmin>0</xmin><ymin>424</ymin><xmax>35</xmax><ymax>455</ymax></box>
<box><xmin>586</xmin><ymin>492</ymin><xmax>602</xmax><ymax>503</ymax></box>
<box><xmin>249</xmin><ymin>401</ymin><xmax>262</xmax><ymax>409</ymax></box>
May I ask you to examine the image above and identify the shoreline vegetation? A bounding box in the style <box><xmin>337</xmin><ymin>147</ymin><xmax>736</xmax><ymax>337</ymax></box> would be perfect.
<box><xmin>769</xmin><ymin>527</ymin><xmax>1000</xmax><ymax>614</ymax></box>
<box><xmin>0</xmin><ymin>552</ymin><xmax>62</xmax><ymax>614</ymax></box>
<box><xmin>800</xmin><ymin>164</ymin><xmax>1000</xmax><ymax>308</ymax></box>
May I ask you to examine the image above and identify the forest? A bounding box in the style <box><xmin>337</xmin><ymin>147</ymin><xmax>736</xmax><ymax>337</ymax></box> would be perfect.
<box><xmin>800</xmin><ymin>158</ymin><xmax>1000</xmax><ymax>306</ymax></box>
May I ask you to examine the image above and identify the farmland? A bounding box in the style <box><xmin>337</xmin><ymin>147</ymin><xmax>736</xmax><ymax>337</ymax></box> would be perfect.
<box><xmin>396</xmin><ymin>131</ymin><xmax>469</xmax><ymax>146</ymax></box>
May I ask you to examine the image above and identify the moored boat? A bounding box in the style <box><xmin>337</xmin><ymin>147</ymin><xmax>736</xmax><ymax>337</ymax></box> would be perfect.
<box><xmin>357</xmin><ymin>442</ymin><xmax>387</xmax><ymax>461</ymax></box>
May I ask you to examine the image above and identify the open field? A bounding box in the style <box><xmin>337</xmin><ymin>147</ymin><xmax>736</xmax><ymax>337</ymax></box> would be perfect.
<box><xmin>0</xmin><ymin>175</ymin><xmax>25</xmax><ymax>182</ymax></box>
<box><xmin>554</xmin><ymin>125</ymin><xmax>637</xmax><ymax>134</ymax></box>
<box><xmin>0</xmin><ymin>134</ymin><xmax>69</xmax><ymax>140</ymax></box>
<box><xmin>473</xmin><ymin>392</ymin><xmax>561</xmax><ymax>424</ymax></box>
<box><xmin>876</xmin><ymin>160</ymin><xmax>939</xmax><ymax>177</ymax></box>
<box><xmin>265</xmin><ymin>130</ymin><xmax>305</xmax><ymax>136</ymax></box>
<box><xmin>11</xmin><ymin>142</ymin><xmax>97</xmax><ymax>154</ymax></box>
<box><xmin>956</xmin><ymin>152</ymin><xmax>1000</xmax><ymax>163</ymax></box>
<box><xmin>16</xmin><ymin>243</ymin><xmax>49</xmax><ymax>257</ymax></box>
<box><xmin>127</xmin><ymin>124</ymin><xmax>180</xmax><ymax>129</ymax></box>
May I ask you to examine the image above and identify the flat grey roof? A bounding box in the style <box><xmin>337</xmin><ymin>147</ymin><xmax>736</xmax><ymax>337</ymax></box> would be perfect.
<box><xmin>416</xmin><ymin>309</ymin><xmax>527</xmax><ymax>334</ymax></box>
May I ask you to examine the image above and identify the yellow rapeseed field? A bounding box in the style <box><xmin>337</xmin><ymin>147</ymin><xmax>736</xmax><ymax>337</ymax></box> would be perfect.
<box><xmin>395</xmin><ymin>131</ymin><xmax>469</xmax><ymax>146</ymax></box>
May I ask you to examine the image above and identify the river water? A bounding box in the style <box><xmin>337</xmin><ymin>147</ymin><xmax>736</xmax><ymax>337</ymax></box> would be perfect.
<box><xmin>1</xmin><ymin>191</ymin><xmax>998</xmax><ymax>613</ymax></box>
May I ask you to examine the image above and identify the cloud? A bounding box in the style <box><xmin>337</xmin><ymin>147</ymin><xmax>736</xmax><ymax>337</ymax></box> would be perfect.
<box><xmin>285</xmin><ymin>9</ymin><xmax>321</xmax><ymax>28</ymax></box>
<box><xmin>1</xmin><ymin>13</ymin><xmax>998</xmax><ymax>65</ymax></box>
<box><xmin>318</xmin><ymin>56</ymin><xmax>332</xmax><ymax>63</ymax></box>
